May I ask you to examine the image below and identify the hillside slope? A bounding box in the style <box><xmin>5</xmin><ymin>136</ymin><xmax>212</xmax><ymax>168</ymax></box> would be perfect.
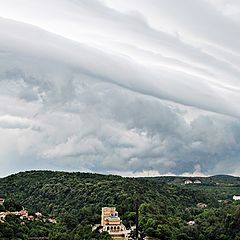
<box><xmin>0</xmin><ymin>171</ymin><xmax>219</xmax><ymax>218</ymax></box>
<box><xmin>1</xmin><ymin>171</ymin><xmax>240</xmax><ymax>239</ymax></box>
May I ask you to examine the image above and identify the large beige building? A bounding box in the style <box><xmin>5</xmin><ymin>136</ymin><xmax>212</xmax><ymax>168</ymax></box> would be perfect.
<box><xmin>101</xmin><ymin>207</ymin><xmax>128</xmax><ymax>240</ymax></box>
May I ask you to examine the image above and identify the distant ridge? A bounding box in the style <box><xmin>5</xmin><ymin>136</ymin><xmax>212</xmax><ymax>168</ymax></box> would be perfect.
<box><xmin>1</xmin><ymin>170</ymin><xmax>239</xmax><ymax>179</ymax></box>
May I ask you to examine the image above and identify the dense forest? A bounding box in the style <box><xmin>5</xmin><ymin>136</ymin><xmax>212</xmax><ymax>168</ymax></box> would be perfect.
<box><xmin>1</xmin><ymin>171</ymin><xmax>240</xmax><ymax>239</ymax></box>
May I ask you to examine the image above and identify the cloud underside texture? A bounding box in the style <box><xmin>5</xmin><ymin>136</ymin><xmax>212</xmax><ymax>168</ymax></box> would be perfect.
<box><xmin>0</xmin><ymin>0</ymin><xmax>240</xmax><ymax>176</ymax></box>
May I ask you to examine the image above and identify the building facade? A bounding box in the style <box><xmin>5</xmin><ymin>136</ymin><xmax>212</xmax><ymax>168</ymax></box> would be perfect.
<box><xmin>184</xmin><ymin>180</ymin><xmax>193</xmax><ymax>185</ymax></box>
<box><xmin>233</xmin><ymin>195</ymin><xmax>240</xmax><ymax>201</ymax></box>
<box><xmin>0</xmin><ymin>197</ymin><xmax>4</xmax><ymax>206</ymax></box>
<box><xmin>101</xmin><ymin>207</ymin><xmax>128</xmax><ymax>239</ymax></box>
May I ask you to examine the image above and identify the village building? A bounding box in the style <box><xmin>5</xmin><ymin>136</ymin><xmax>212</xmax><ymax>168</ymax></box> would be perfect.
<box><xmin>101</xmin><ymin>207</ymin><xmax>128</xmax><ymax>240</ymax></box>
<box><xmin>48</xmin><ymin>218</ymin><xmax>57</xmax><ymax>224</ymax></box>
<box><xmin>197</xmin><ymin>203</ymin><xmax>207</xmax><ymax>209</ymax></box>
<box><xmin>194</xmin><ymin>180</ymin><xmax>201</xmax><ymax>184</ymax></box>
<box><xmin>187</xmin><ymin>220</ymin><xmax>195</xmax><ymax>226</ymax></box>
<box><xmin>184</xmin><ymin>180</ymin><xmax>193</xmax><ymax>185</ymax></box>
<box><xmin>35</xmin><ymin>212</ymin><xmax>43</xmax><ymax>218</ymax></box>
<box><xmin>28</xmin><ymin>215</ymin><xmax>34</xmax><ymax>220</ymax></box>
<box><xmin>233</xmin><ymin>195</ymin><xmax>240</xmax><ymax>201</ymax></box>
<box><xmin>0</xmin><ymin>197</ymin><xmax>4</xmax><ymax>206</ymax></box>
<box><xmin>0</xmin><ymin>213</ymin><xmax>5</xmax><ymax>222</ymax></box>
<box><xmin>0</xmin><ymin>209</ymin><xmax>29</xmax><ymax>221</ymax></box>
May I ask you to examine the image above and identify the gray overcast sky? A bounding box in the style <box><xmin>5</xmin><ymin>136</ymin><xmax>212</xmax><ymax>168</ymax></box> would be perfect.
<box><xmin>0</xmin><ymin>0</ymin><xmax>240</xmax><ymax>177</ymax></box>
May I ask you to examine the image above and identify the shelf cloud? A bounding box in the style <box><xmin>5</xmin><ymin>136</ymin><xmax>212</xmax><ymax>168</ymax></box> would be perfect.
<box><xmin>0</xmin><ymin>0</ymin><xmax>240</xmax><ymax>177</ymax></box>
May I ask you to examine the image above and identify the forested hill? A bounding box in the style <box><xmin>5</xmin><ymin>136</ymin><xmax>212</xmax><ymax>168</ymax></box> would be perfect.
<box><xmin>1</xmin><ymin>171</ymin><xmax>240</xmax><ymax>239</ymax></box>
<box><xmin>0</xmin><ymin>171</ymin><xmax>239</xmax><ymax>218</ymax></box>
<box><xmin>0</xmin><ymin>171</ymin><xmax>220</xmax><ymax>217</ymax></box>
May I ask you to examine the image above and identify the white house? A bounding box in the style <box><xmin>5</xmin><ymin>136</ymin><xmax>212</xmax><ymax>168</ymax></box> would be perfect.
<box><xmin>35</xmin><ymin>212</ymin><xmax>43</xmax><ymax>218</ymax></box>
<box><xmin>194</xmin><ymin>180</ymin><xmax>201</xmax><ymax>184</ymax></box>
<box><xmin>197</xmin><ymin>203</ymin><xmax>207</xmax><ymax>209</ymax></box>
<box><xmin>184</xmin><ymin>180</ymin><xmax>193</xmax><ymax>185</ymax></box>
<box><xmin>0</xmin><ymin>198</ymin><xmax>4</xmax><ymax>206</ymax></box>
<box><xmin>187</xmin><ymin>221</ymin><xmax>195</xmax><ymax>226</ymax></box>
<box><xmin>233</xmin><ymin>195</ymin><xmax>240</xmax><ymax>201</ymax></box>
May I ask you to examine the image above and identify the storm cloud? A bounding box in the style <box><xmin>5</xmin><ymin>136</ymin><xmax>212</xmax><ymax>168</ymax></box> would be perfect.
<box><xmin>0</xmin><ymin>0</ymin><xmax>240</xmax><ymax>177</ymax></box>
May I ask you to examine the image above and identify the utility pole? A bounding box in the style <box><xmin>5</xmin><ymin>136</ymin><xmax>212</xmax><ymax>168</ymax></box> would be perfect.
<box><xmin>135</xmin><ymin>197</ymin><xmax>139</xmax><ymax>240</ymax></box>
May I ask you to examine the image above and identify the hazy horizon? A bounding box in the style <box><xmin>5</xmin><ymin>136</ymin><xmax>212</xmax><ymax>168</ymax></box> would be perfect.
<box><xmin>1</xmin><ymin>168</ymin><xmax>239</xmax><ymax>179</ymax></box>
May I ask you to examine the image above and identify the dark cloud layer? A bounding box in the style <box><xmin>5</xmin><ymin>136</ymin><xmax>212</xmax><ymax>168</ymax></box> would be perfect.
<box><xmin>0</xmin><ymin>0</ymin><xmax>240</xmax><ymax>177</ymax></box>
